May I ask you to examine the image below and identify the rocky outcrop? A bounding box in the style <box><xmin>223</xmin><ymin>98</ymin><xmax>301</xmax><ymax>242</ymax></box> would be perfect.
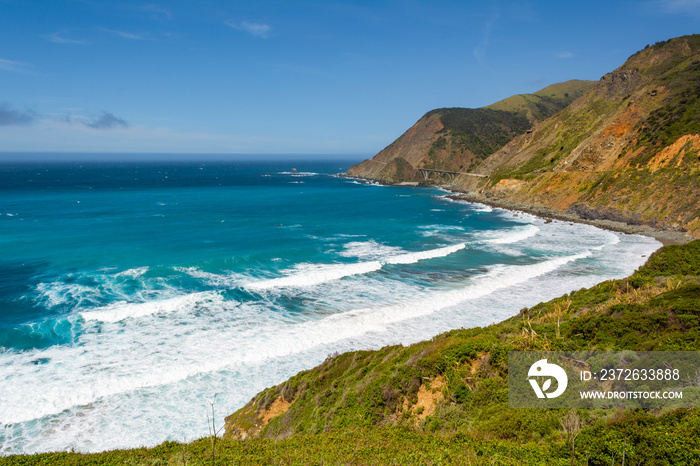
<box><xmin>566</xmin><ymin>204</ymin><xmax>645</xmax><ymax>226</ymax></box>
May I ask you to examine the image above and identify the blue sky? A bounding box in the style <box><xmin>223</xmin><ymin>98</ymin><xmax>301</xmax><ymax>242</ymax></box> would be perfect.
<box><xmin>0</xmin><ymin>0</ymin><xmax>698</xmax><ymax>158</ymax></box>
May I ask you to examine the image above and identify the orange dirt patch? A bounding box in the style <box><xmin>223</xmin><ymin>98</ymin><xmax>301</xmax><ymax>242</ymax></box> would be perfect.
<box><xmin>403</xmin><ymin>375</ymin><xmax>445</xmax><ymax>422</ymax></box>
<box><xmin>603</xmin><ymin>104</ymin><xmax>643</xmax><ymax>138</ymax></box>
<box><xmin>493</xmin><ymin>178</ymin><xmax>525</xmax><ymax>191</ymax></box>
<box><xmin>647</xmin><ymin>134</ymin><xmax>700</xmax><ymax>171</ymax></box>
<box><xmin>260</xmin><ymin>396</ymin><xmax>292</xmax><ymax>425</ymax></box>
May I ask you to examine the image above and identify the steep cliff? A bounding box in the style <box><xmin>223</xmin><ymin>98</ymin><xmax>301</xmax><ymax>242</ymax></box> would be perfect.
<box><xmin>456</xmin><ymin>35</ymin><xmax>700</xmax><ymax>238</ymax></box>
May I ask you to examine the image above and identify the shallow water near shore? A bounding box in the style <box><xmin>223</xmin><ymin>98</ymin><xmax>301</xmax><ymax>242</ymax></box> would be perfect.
<box><xmin>0</xmin><ymin>159</ymin><xmax>660</xmax><ymax>454</ymax></box>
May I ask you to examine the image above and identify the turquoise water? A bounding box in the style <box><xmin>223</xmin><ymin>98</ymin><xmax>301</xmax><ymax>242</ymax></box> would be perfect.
<box><xmin>0</xmin><ymin>159</ymin><xmax>660</xmax><ymax>454</ymax></box>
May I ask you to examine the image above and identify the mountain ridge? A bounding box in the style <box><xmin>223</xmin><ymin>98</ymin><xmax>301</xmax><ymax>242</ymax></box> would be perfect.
<box><xmin>346</xmin><ymin>79</ymin><xmax>595</xmax><ymax>183</ymax></box>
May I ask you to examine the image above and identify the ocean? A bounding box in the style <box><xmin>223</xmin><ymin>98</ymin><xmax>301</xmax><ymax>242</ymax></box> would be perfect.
<box><xmin>0</xmin><ymin>159</ymin><xmax>660</xmax><ymax>454</ymax></box>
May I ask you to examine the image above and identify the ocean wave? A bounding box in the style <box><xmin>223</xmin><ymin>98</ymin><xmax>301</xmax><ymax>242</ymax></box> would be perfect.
<box><xmin>245</xmin><ymin>261</ymin><xmax>384</xmax><ymax>291</ymax></box>
<box><xmin>277</xmin><ymin>171</ymin><xmax>319</xmax><ymax>176</ymax></box>
<box><xmin>175</xmin><ymin>267</ymin><xmax>237</xmax><ymax>287</ymax></box>
<box><xmin>481</xmin><ymin>224</ymin><xmax>540</xmax><ymax>245</ymax></box>
<box><xmin>79</xmin><ymin>291</ymin><xmax>223</xmax><ymax>323</ymax></box>
<box><xmin>246</xmin><ymin>242</ymin><xmax>467</xmax><ymax>291</ymax></box>
<box><xmin>385</xmin><ymin>243</ymin><xmax>465</xmax><ymax>264</ymax></box>
<box><xmin>418</xmin><ymin>224</ymin><xmax>466</xmax><ymax>231</ymax></box>
<box><xmin>300</xmin><ymin>251</ymin><xmax>593</xmax><ymax>343</ymax></box>
<box><xmin>115</xmin><ymin>267</ymin><xmax>149</xmax><ymax>278</ymax></box>
<box><xmin>338</xmin><ymin>240</ymin><xmax>405</xmax><ymax>259</ymax></box>
<box><xmin>437</xmin><ymin>195</ymin><xmax>493</xmax><ymax>212</ymax></box>
<box><xmin>231</xmin><ymin>251</ymin><xmax>595</xmax><ymax>369</ymax></box>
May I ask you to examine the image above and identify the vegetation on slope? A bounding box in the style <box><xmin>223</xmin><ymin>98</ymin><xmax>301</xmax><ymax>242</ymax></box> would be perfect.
<box><xmin>632</xmin><ymin>37</ymin><xmax>700</xmax><ymax>157</ymax></box>
<box><xmin>486</xmin><ymin>79</ymin><xmax>596</xmax><ymax>124</ymax></box>
<box><xmin>424</xmin><ymin>107</ymin><xmax>531</xmax><ymax>163</ymax></box>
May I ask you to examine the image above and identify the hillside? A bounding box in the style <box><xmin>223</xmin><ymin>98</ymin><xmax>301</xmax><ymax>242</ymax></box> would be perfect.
<box><xmin>220</xmin><ymin>239</ymin><xmax>700</xmax><ymax>464</ymax></box>
<box><xmin>485</xmin><ymin>79</ymin><xmax>596</xmax><ymax>123</ymax></box>
<box><xmin>348</xmin><ymin>35</ymin><xmax>700</xmax><ymax>239</ymax></box>
<box><xmin>345</xmin><ymin>80</ymin><xmax>594</xmax><ymax>183</ymax></box>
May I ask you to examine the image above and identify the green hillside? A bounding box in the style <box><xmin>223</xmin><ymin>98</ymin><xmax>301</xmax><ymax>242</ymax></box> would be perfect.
<box><xmin>486</xmin><ymin>79</ymin><xmax>596</xmax><ymax>124</ymax></box>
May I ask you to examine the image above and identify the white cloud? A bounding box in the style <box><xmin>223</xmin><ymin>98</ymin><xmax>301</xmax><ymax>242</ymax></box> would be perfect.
<box><xmin>473</xmin><ymin>9</ymin><xmax>499</xmax><ymax>63</ymax></box>
<box><xmin>557</xmin><ymin>51</ymin><xmax>574</xmax><ymax>59</ymax></box>
<box><xmin>0</xmin><ymin>117</ymin><xmax>304</xmax><ymax>153</ymax></box>
<box><xmin>0</xmin><ymin>58</ymin><xmax>30</xmax><ymax>72</ymax></box>
<box><xmin>225</xmin><ymin>20</ymin><xmax>272</xmax><ymax>38</ymax></box>
<box><xmin>45</xmin><ymin>31</ymin><xmax>86</xmax><ymax>45</ymax></box>
<box><xmin>102</xmin><ymin>28</ymin><xmax>148</xmax><ymax>40</ymax></box>
<box><xmin>658</xmin><ymin>0</ymin><xmax>700</xmax><ymax>14</ymax></box>
<box><xmin>140</xmin><ymin>4</ymin><xmax>173</xmax><ymax>20</ymax></box>
<box><xmin>85</xmin><ymin>112</ymin><xmax>129</xmax><ymax>129</ymax></box>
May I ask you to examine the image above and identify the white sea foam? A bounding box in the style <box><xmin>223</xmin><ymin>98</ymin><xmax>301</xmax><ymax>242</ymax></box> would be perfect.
<box><xmin>277</xmin><ymin>171</ymin><xmax>319</xmax><ymax>176</ymax></box>
<box><xmin>176</xmin><ymin>267</ymin><xmax>240</xmax><ymax>287</ymax></box>
<box><xmin>385</xmin><ymin>242</ymin><xmax>466</xmax><ymax>264</ymax></box>
<box><xmin>115</xmin><ymin>267</ymin><xmax>149</xmax><ymax>278</ymax></box>
<box><xmin>418</xmin><ymin>224</ymin><xmax>466</xmax><ymax>231</ymax></box>
<box><xmin>338</xmin><ymin>240</ymin><xmax>405</xmax><ymax>259</ymax></box>
<box><xmin>35</xmin><ymin>281</ymin><xmax>96</xmax><ymax>308</ymax></box>
<box><xmin>246</xmin><ymin>242</ymin><xmax>467</xmax><ymax>291</ymax></box>
<box><xmin>482</xmin><ymin>224</ymin><xmax>540</xmax><ymax>245</ymax></box>
<box><xmin>246</xmin><ymin>261</ymin><xmax>384</xmax><ymax>291</ymax></box>
<box><xmin>34</xmin><ymin>268</ymin><xmax>182</xmax><ymax>311</ymax></box>
<box><xmin>470</xmin><ymin>203</ymin><xmax>493</xmax><ymax>212</ymax></box>
<box><xmin>80</xmin><ymin>292</ymin><xmax>223</xmax><ymax>323</ymax></box>
<box><xmin>437</xmin><ymin>195</ymin><xmax>493</xmax><ymax>212</ymax></box>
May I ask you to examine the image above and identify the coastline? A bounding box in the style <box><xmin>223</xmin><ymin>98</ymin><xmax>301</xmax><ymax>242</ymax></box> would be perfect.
<box><xmin>443</xmin><ymin>192</ymin><xmax>694</xmax><ymax>247</ymax></box>
<box><xmin>341</xmin><ymin>175</ymin><xmax>694</xmax><ymax>247</ymax></box>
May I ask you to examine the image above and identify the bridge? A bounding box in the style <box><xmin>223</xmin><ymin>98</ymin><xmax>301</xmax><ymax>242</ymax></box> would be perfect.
<box><xmin>417</xmin><ymin>168</ymin><xmax>488</xmax><ymax>182</ymax></box>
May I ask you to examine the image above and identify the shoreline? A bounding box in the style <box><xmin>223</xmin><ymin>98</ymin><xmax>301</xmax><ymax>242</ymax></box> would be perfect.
<box><xmin>443</xmin><ymin>193</ymin><xmax>693</xmax><ymax>247</ymax></box>
<box><xmin>341</xmin><ymin>175</ymin><xmax>694</xmax><ymax>246</ymax></box>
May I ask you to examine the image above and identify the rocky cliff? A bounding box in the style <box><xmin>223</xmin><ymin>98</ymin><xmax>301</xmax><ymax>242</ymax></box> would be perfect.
<box><xmin>458</xmin><ymin>35</ymin><xmax>700</xmax><ymax>238</ymax></box>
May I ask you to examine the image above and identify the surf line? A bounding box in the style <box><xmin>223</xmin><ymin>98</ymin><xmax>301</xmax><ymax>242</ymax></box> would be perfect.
<box><xmin>245</xmin><ymin>242</ymin><xmax>467</xmax><ymax>291</ymax></box>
